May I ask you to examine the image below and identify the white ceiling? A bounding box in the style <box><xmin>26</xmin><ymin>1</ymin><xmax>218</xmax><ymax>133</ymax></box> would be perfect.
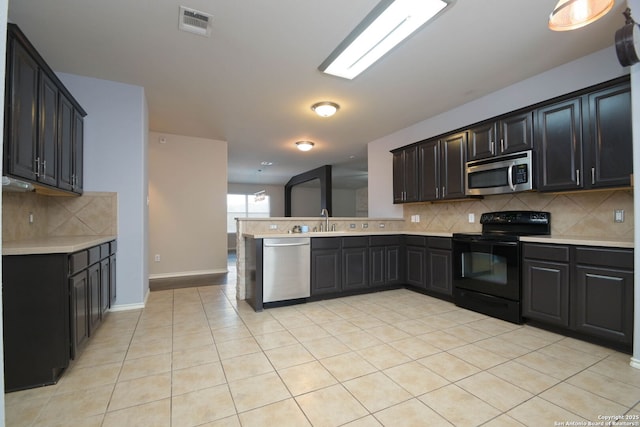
<box><xmin>7</xmin><ymin>0</ymin><xmax>628</xmax><ymax>188</ymax></box>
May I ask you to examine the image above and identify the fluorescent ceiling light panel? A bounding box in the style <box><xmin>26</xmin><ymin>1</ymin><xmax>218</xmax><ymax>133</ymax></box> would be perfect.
<box><xmin>319</xmin><ymin>0</ymin><xmax>450</xmax><ymax>80</ymax></box>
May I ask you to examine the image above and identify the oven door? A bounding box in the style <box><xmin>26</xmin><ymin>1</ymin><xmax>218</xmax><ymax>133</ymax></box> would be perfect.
<box><xmin>452</xmin><ymin>237</ymin><xmax>520</xmax><ymax>301</ymax></box>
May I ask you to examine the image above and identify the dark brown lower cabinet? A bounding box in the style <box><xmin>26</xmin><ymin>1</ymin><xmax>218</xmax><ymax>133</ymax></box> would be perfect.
<box><xmin>573</xmin><ymin>247</ymin><xmax>634</xmax><ymax>346</ymax></box>
<box><xmin>522</xmin><ymin>243</ymin><xmax>570</xmax><ymax>327</ymax></box>
<box><xmin>370</xmin><ymin>236</ymin><xmax>403</xmax><ymax>287</ymax></box>
<box><xmin>311</xmin><ymin>238</ymin><xmax>342</xmax><ymax>295</ymax></box>
<box><xmin>2</xmin><ymin>240</ymin><xmax>117</xmax><ymax>391</ymax></box>
<box><xmin>522</xmin><ymin>243</ymin><xmax>633</xmax><ymax>348</ymax></box>
<box><xmin>3</xmin><ymin>254</ymin><xmax>70</xmax><ymax>391</ymax></box>
<box><xmin>342</xmin><ymin>237</ymin><xmax>369</xmax><ymax>291</ymax></box>
<box><xmin>426</xmin><ymin>237</ymin><xmax>452</xmax><ymax>296</ymax></box>
<box><xmin>405</xmin><ymin>236</ymin><xmax>426</xmax><ymax>288</ymax></box>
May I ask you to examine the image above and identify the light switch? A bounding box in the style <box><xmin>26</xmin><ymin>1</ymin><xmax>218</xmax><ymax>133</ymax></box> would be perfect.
<box><xmin>614</xmin><ymin>209</ymin><xmax>624</xmax><ymax>223</ymax></box>
<box><xmin>468</xmin><ymin>213</ymin><xmax>475</xmax><ymax>223</ymax></box>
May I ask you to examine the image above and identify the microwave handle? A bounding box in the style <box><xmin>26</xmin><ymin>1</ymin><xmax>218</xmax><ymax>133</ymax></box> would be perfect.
<box><xmin>508</xmin><ymin>163</ymin><xmax>515</xmax><ymax>191</ymax></box>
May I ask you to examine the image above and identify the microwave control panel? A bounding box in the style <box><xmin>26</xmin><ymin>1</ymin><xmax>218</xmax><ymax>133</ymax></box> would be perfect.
<box><xmin>513</xmin><ymin>164</ymin><xmax>529</xmax><ymax>184</ymax></box>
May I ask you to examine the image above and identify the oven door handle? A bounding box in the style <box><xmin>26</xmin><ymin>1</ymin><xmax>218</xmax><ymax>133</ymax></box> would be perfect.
<box><xmin>454</xmin><ymin>237</ymin><xmax>519</xmax><ymax>246</ymax></box>
<box><xmin>507</xmin><ymin>162</ymin><xmax>515</xmax><ymax>191</ymax></box>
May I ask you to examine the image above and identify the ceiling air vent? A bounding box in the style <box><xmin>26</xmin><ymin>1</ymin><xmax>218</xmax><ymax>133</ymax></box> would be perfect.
<box><xmin>178</xmin><ymin>6</ymin><xmax>213</xmax><ymax>37</ymax></box>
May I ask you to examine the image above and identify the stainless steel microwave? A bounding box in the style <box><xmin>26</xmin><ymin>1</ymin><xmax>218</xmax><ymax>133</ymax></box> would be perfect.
<box><xmin>465</xmin><ymin>150</ymin><xmax>534</xmax><ymax>196</ymax></box>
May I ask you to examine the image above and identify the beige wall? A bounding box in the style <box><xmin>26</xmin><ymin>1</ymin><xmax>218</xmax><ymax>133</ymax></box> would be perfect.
<box><xmin>3</xmin><ymin>191</ymin><xmax>117</xmax><ymax>241</ymax></box>
<box><xmin>403</xmin><ymin>189</ymin><xmax>634</xmax><ymax>238</ymax></box>
<box><xmin>148</xmin><ymin>132</ymin><xmax>227</xmax><ymax>278</ymax></box>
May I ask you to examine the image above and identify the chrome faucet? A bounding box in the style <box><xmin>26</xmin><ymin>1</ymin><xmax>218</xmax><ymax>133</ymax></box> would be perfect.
<box><xmin>320</xmin><ymin>208</ymin><xmax>329</xmax><ymax>232</ymax></box>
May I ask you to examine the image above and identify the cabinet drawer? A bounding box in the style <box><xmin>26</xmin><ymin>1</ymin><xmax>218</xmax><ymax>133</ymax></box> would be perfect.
<box><xmin>311</xmin><ymin>237</ymin><xmax>341</xmax><ymax>250</ymax></box>
<box><xmin>110</xmin><ymin>240</ymin><xmax>117</xmax><ymax>255</ymax></box>
<box><xmin>523</xmin><ymin>243</ymin><xmax>570</xmax><ymax>262</ymax></box>
<box><xmin>342</xmin><ymin>236</ymin><xmax>368</xmax><ymax>248</ymax></box>
<box><xmin>100</xmin><ymin>243</ymin><xmax>110</xmax><ymax>259</ymax></box>
<box><xmin>405</xmin><ymin>236</ymin><xmax>425</xmax><ymax>247</ymax></box>
<box><xmin>575</xmin><ymin>247</ymin><xmax>633</xmax><ymax>269</ymax></box>
<box><xmin>88</xmin><ymin>246</ymin><xmax>101</xmax><ymax>266</ymax></box>
<box><xmin>370</xmin><ymin>235</ymin><xmax>402</xmax><ymax>246</ymax></box>
<box><xmin>428</xmin><ymin>237</ymin><xmax>452</xmax><ymax>250</ymax></box>
<box><xmin>69</xmin><ymin>250</ymin><xmax>88</xmax><ymax>275</ymax></box>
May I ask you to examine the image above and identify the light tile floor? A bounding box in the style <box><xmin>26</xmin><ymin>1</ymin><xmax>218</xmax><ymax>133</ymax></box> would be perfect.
<box><xmin>5</xmin><ymin>284</ymin><xmax>640</xmax><ymax>427</ymax></box>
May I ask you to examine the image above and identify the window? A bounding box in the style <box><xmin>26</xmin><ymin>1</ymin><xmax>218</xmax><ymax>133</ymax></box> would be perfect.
<box><xmin>227</xmin><ymin>193</ymin><xmax>270</xmax><ymax>233</ymax></box>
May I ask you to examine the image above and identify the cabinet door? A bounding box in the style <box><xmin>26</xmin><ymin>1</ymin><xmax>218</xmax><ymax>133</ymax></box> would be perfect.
<box><xmin>499</xmin><ymin>111</ymin><xmax>533</xmax><ymax>155</ymax></box>
<box><xmin>88</xmin><ymin>263</ymin><xmax>101</xmax><ymax>333</ymax></box>
<box><xmin>370</xmin><ymin>246</ymin><xmax>385</xmax><ymax>287</ymax></box>
<box><xmin>7</xmin><ymin>39</ymin><xmax>39</xmax><ymax>181</ymax></box>
<box><xmin>406</xmin><ymin>246</ymin><xmax>425</xmax><ymax>288</ymax></box>
<box><xmin>440</xmin><ymin>132</ymin><xmax>466</xmax><ymax>200</ymax></box>
<box><xmin>100</xmin><ymin>259</ymin><xmax>110</xmax><ymax>316</ymax></box>
<box><xmin>385</xmin><ymin>245</ymin><xmax>403</xmax><ymax>285</ymax></box>
<box><xmin>58</xmin><ymin>94</ymin><xmax>74</xmax><ymax>191</ymax></box>
<box><xmin>311</xmin><ymin>250</ymin><xmax>341</xmax><ymax>295</ymax></box>
<box><xmin>587</xmin><ymin>83</ymin><xmax>632</xmax><ymax>188</ymax></box>
<box><xmin>427</xmin><ymin>249</ymin><xmax>452</xmax><ymax>296</ymax></box>
<box><xmin>537</xmin><ymin>98</ymin><xmax>583</xmax><ymax>191</ymax></box>
<box><xmin>522</xmin><ymin>259</ymin><xmax>569</xmax><ymax>327</ymax></box>
<box><xmin>467</xmin><ymin>122</ymin><xmax>496</xmax><ymax>161</ymax></box>
<box><xmin>70</xmin><ymin>271</ymin><xmax>89</xmax><ymax>359</ymax></box>
<box><xmin>72</xmin><ymin>110</ymin><xmax>84</xmax><ymax>193</ymax></box>
<box><xmin>573</xmin><ymin>265</ymin><xmax>633</xmax><ymax>345</ymax></box>
<box><xmin>392</xmin><ymin>147</ymin><xmax>418</xmax><ymax>203</ymax></box>
<box><xmin>38</xmin><ymin>71</ymin><xmax>58</xmax><ymax>186</ymax></box>
<box><xmin>343</xmin><ymin>247</ymin><xmax>368</xmax><ymax>290</ymax></box>
<box><xmin>419</xmin><ymin>140</ymin><xmax>439</xmax><ymax>201</ymax></box>
<box><xmin>110</xmin><ymin>254</ymin><xmax>117</xmax><ymax>306</ymax></box>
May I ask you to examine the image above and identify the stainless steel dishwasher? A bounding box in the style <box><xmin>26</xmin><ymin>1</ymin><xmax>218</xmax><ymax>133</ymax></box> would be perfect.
<box><xmin>262</xmin><ymin>237</ymin><xmax>310</xmax><ymax>303</ymax></box>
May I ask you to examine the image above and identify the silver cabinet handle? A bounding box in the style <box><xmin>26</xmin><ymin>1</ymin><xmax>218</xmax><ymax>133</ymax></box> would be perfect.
<box><xmin>442</xmin><ymin>186</ymin><xmax>446</xmax><ymax>198</ymax></box>
<box><xmin>42</xmin><ymin>160</ymin><xmax>46</xmax><ymax>177</ymax></box>
<box><xmin>576</xmin><ymin>169</ymin><xmax>580</xmax><ymax>186</ymax></box>
<box><xmin>34</xmin><ymin>157</ymin><xmax>40</xmax><ymax>177</ymax></box>
<box><xmin>490</xmin><ymin>141</ymin><xmax>495</xmax><ymax>155</ymax></box>
<box><xmin>501</xmin><ymin>139</ymin><xmax>505</xmax><ymax>152</ymax></box>
<box><xmin>435</xmin><ymin>187</ymin><xmax>439</xmax><ymax>198</ymax></box>
<box><xmin>591</xmin><ymin>167</ymin><xmax>595</xmax><ymax>185</ymax></box>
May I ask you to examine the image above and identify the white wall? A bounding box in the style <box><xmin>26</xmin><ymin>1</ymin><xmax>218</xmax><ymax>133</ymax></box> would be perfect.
<box><xmin>149</xmin><ymin>132</ymin><xmax>227</xmax><ymax>278</ymax></box>
<box><xmin>57</xmin><ymin>73</ymin><xmax>149</xmax><ymax>308</ymax></box>
<box><xmin>368</xmin><ymin>46</ymin><xmax>627</xmax><ymax>217</ymax></box>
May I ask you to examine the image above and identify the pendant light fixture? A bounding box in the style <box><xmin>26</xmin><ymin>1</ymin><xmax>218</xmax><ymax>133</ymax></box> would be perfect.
<box><xmin>549</xmin><ymin>0</ymin><xmax>614</xmax><ymax>31</ymax></box>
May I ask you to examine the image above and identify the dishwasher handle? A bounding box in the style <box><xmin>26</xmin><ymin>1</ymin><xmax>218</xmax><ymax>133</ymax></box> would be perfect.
<box><xmin>263</xmin><ymin>238</ymin><xmax>310</xmax><ymax>248</ymax></box>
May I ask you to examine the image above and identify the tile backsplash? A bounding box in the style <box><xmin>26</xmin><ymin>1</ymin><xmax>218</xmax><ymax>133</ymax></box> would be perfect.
<box><xmin>403</xmin><ymin>189</ymin><xmax>633</xmax><ymax>238</ymax></box>
<box><xmin>3</xmin><ymin>191</ymin><xmax>117</xmax><ymax>242</ymax></box>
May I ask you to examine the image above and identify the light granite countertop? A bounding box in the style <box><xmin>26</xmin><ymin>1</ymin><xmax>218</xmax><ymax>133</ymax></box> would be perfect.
<box><xmin>520</xmin><ymin>235</ymin><xmax>634</xmax><ymax>249</ymax></box>
<box><xmin>244</xmin><ymin>231</ymin><xmax>633</xmax><ymax>248</ymax></box>
<box><xmin>3</xmin><ymin>235</ymin><xmax>117</xmax><ymax>255</ymax></box>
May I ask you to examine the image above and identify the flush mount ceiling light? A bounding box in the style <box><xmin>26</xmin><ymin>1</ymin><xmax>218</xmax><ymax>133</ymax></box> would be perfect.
<box><xmin>311</xmin><ymin>101</ymin><xmax>340</xmax><ymax>117</ymax></box>
<box><xmin>318</xmin><ymin>0</ymin><xmax>451</xmax><ymax>80</ymax></box>
<box><xmin>549</xmin><ymin>0</ymin><xmax>614</xmax><ymax>31</ymax></box>
<box><xmin>296</xmin><ymin>141</ymin><xmax>315</xmax><ymax>151</ymax></box>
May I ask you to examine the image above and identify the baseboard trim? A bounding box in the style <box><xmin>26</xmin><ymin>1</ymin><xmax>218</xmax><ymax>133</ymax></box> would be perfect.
<box><xmin>630</xmin><ymin>356</ymin><xmax>640</xmax><ymax>369</ymax></box>
<box><xmin>109</xmin><ymin>302</ymin><xmax>146</xmax><ymax>312</ymax></box>
<box><xmin>149</xmin><ymin>269</ymin><xmax>228</xmax><ymax>280</ymax></box>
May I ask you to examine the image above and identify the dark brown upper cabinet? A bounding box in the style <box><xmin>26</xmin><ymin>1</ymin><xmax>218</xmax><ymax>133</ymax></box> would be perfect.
<box><xmin>418</xmin><ymin>132</ymin><xmax>466</xmax><ymax>201</ymax></box>
<box><xmin>537</xmin><ymin>80</ymin><xmax>631</xmax><ymax>192</ymax></box>
<box><xmin>4</xmin><ymin>24</ymin><xmax>86</xmax><ymax>194</ymax></box>
<box><xmin>392</xmin><ymin>145</ymin><xmax>419</xmax><ymax>203</ymax></box>
<box><xmin>467</xmin><ymin>111</ymin><xmax>534</xmax><ymax>161</ymax></box>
